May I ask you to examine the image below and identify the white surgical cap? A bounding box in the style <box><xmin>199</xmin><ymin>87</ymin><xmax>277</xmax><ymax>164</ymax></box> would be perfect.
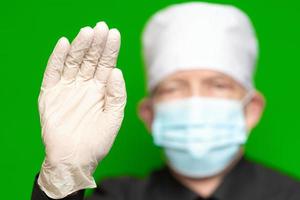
<box><xmin>142</xmin><ymin>2</ymin><xmax>258</xmax><ymax>92</ymax></box>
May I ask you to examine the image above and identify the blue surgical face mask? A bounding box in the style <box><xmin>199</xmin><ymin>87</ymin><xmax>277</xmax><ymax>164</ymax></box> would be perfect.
<box><xmin>152</xmin><ymin>95</ymin><xmax>251</xmax><ymax>178</ymax></box>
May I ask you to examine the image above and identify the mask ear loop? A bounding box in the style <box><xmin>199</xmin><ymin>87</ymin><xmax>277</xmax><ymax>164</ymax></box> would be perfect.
<box><xmin>241</xmin><ymin>90</ymin><xmax>255</xmax><ymax>107</ymax></box>
<box><xmin>241</xmin><ymin>90</ymin><xmax>254</xmax><ymax>135</ymax></box>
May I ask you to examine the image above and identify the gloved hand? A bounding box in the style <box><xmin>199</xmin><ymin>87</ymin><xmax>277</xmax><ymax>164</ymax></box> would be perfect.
<box><xmin>37</xmin><ymin>22</ymin><xmax>126</xmax><ymax>199</ymax></box>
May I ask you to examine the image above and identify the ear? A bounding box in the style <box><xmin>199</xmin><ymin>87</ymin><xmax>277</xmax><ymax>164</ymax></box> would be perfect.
<box><xmin>138</xmin><ymin>98</ymin><xmax>154</xmax><ymax>132</ymax></box>
<box><xmin>244</xmin><ymin>91</ymin><xmax>265</xmax><ymax>130</ymax></box>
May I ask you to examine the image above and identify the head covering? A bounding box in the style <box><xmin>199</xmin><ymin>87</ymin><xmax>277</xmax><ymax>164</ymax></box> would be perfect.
<box><xmin>142</xmin><ymin>2</ymin><xmax>258</xmax><ymax>92</ymax></box>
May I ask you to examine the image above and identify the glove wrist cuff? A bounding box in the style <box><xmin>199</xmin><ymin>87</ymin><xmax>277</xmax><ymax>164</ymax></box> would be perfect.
<box><xmin>37</xmin><ymin>160</ymin><xmax>96</xmax><ymax>199</ymax></box>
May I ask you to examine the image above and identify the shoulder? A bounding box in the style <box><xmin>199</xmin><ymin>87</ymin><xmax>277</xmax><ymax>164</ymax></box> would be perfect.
<box><xmin>90</xmin><ymin>168</ymin><xmax>168</xmax><ymax>199</ymax></box>
<box><xmin>95</xmin><ymin>175</ymin><xmax>146</xmax><ymax>193</ymax></box>
<box><xmin>90</xmin><ymin>173</ymin><xmax>154</xmax><ymax>200</ymax></box>
<box><xmin>246</xmin><ymin>158</ymin><xmax>300</xmax><ymax>198</ymax></box>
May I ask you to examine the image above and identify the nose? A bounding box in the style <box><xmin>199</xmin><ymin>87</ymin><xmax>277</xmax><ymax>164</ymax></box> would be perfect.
<box><xmin>187</xmin><ymin>80</ymin><xmax>204</xmax><ymax>97</ymax></box>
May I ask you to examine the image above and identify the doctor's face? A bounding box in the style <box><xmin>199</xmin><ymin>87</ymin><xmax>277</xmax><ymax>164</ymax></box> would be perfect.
<box><xmin>138</xmin><ymin>69</ymin><xmax>265</xmax><ymax>131</ymax></box>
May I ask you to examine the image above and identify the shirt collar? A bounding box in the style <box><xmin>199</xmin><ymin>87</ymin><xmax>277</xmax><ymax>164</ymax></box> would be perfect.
<box><xmin>151</xmin><ymin>156</ymin><xmax>254</xmax><ymax>200</ymax></box>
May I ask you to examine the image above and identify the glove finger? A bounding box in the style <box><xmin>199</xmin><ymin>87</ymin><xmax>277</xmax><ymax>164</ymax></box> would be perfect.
<box><xmin>94</xmin><ymin>29</ymin><xmax>121</xmax><ymax>83</ymax></box>
<box><xmin>79</xmin><ymin>22</ymin><xmax>109</xmax><ymax>80</ymax></box>
<box><xmin>62</xmin><ymin>27</ymin><xmax>94</xmax><ymax>82</ymax></box>
<box><xmin>42</xmin><ymin>37</ymin><xmax>70</xmax><ymax>89</ymax></box>
<box><xmin>104</xmin><ymin>68</ymin><xmax>126</xmax><ymax>122</ymax></box>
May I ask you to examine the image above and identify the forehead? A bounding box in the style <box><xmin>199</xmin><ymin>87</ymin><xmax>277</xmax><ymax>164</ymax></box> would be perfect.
<box><xmin>159</xmin><ymin>69</ymin><xmax>242</xmax><ymax>85</ymax></box>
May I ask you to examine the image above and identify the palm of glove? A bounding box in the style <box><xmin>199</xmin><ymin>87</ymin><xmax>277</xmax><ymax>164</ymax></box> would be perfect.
<box><xmin>39</xmin><ymin>80</ymin><xmax>117</xmax><ymax>166</ymax></box>
<box><xmin>37</xmin><ymin>22</ymin><xmax>126</xmax><ymax>199</ymax></box>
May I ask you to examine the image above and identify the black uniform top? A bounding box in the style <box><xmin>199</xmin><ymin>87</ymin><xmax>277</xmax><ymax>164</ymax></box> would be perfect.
<box><xmin>31</xmin><ymin>157</ymin><xmax>300</xmax><ymax>200</ymax></box>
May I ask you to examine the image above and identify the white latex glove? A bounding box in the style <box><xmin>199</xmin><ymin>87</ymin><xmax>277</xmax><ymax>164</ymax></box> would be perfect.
<box><xmin>37</xmin><ymin>22</ymin><xmax>126</xmax><ymax>199</ymax></box>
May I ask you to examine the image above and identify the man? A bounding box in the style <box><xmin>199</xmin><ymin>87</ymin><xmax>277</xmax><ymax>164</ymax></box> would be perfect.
<box><xmin>31</xmin><ymin>2</ymin><xmax>300</xmax><ymax>200</ymax></box>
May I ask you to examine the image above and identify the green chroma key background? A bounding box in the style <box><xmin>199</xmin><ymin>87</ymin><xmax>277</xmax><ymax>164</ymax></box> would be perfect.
<box><xmin>0</xmin><ymin>0</ymin><xmax>299</xmax><ymax>199</ymax></box>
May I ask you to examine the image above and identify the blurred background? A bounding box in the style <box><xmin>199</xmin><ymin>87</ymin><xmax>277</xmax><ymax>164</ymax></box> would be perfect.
<box><xmin>0</xmin><ymin>0</ymin><xmax>300</xmax><ymax>199</ymax></box>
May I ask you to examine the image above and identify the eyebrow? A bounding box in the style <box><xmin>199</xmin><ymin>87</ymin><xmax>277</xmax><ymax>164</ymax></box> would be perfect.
<box><xmin>160</xmin><ymin>79</ymin><xmax>189</xmax><ymax>86</ymax></box>
<box><xmin>201</xmin><ymin>75</ymin><xmax>236</xmax><ymax>83</ymax></box>
<box><xmin>151</xmin><ymin>79</ymin><xmax>188</xmax><ymax>97</ymax></box>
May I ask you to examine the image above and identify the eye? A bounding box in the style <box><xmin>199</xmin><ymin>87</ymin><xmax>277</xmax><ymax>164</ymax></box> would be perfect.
<box><xmin>214</xmin><ymin>82</ymin><xmax>229</xmax><ymax>89</ymax></box>
<box><xmin>157</xmin><ymin>86</ymin><xmax>179</xmax><ymax>95</ymax></box>
<box><xmin>211</xmin><ymin>81</ymin><xmax>233</xmax><ymax>90</ymax></box>
<box><xmin>154</xmin><ymin>83</ymin><xmax>187</xmax><ymax>98</ymax></box>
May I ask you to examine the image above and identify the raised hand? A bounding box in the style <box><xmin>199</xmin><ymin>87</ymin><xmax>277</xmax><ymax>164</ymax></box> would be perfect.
<box><xmin>37</xmin><ymin>22</ymin><xmax>126</xmax><ymax>199</ymax></box>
